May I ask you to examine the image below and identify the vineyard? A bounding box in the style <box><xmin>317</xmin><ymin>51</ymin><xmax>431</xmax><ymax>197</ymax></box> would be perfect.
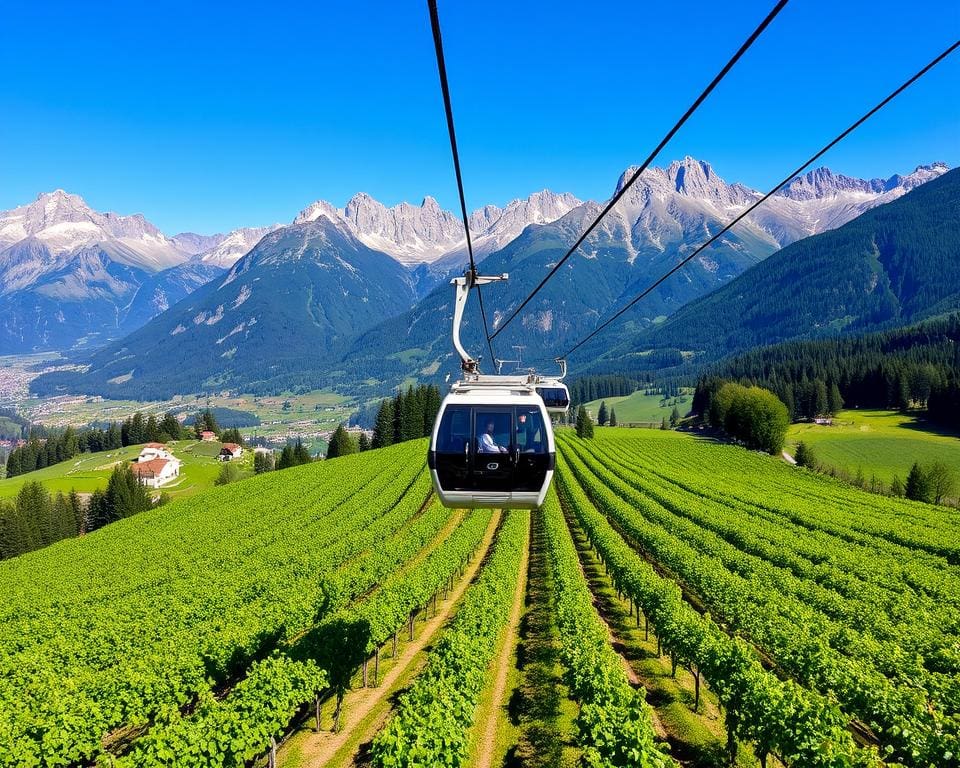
<box><xmin>0</xmin><ymin>429</ymin><xmax>956</xmax><ymax>767</ymax></box>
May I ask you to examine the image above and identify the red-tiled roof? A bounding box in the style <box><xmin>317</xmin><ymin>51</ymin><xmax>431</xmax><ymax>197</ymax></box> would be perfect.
<box><xmin>144</xmin><ymin>442</ymin><xmax>167</xmax><ymax>449</ymax></box>
<box><xmin>220</xmin><ymin>443</ymin><xmax>241</xmax><ymax>453</ymax></box>
<box><xmin>132</xmin><ymin>458</ymin><xmax>170</xmax><ymax>478</ymax></box>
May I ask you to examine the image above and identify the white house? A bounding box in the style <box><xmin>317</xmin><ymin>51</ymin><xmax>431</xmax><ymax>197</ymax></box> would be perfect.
<box><xmin>132</xmin><ymin>456</ymin><xmax>181</xmax><ymax>489</ymax></box>
<box><xmin>218</xmin><ymin>443</ymin><xmax>243</xmax><ymax>461</ymax></box>
<box><xmin>138</xmin><ymin>443</ymin><xmax>173</xmax><ymax>463</ymax></box>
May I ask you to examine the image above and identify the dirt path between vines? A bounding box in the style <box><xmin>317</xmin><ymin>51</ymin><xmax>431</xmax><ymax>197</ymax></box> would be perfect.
<box><xmin>286</xmin><ymin>510</ymin><xmax>502</xmax><ymax>768</ymax></box>
<box><xmin>472</xmin><ymin>520</ymin><xmax>530</xmax><ymax>768</ymax></box>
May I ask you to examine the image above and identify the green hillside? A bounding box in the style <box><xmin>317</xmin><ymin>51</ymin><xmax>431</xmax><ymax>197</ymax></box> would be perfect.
<box><xmin>0</xmin><ymin>431</ymin><xmax>957</xmax><ymax>767</ymax></box>
<box><xmin>582</xmin><ymin>389</ymin><xmax>692</xmax><ymax>424</ymax></box>
<box><xmin>0</xmin><ymin>439</ymin><xmax>250</xmax><ymax>500</ymax></box>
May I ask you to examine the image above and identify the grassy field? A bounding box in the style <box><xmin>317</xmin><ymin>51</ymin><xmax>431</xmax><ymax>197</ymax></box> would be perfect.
<box><xmin>786</xmin><ymin>409</ymin><xmax>960</xmax><ymax>484</ymax></box>
<box><xmin>583</xmin><ymin>389</ymin><xmax>693</xmax><ymax>425</ymax></box>
<box><xmin>0</xmin><ymin>439</ymin><xmax>252</xmax><ymax>500</ymax></box>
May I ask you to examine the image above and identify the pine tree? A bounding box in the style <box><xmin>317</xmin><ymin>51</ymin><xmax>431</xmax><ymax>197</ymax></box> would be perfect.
<box><xmin>905</xmin><ymin>462</ymin><xmax>932</xmax><ymax>503</ymax></box>
<box><xmin>827</xmin><ymin>382</ymin><xmax>844</xmax><ymax>415</ymax></box>
<box><xmin>392</xmin><ymin>390</ymin><xmax>405</xmax><ymax>445</ymax></box>
<box><xmin>86</xmin><ymin>489</ymin><xmax>110</xmax><ymax>532</ymax></box>
<box><xmin>104</xmin><ymin>464</ymin><xmax>151</xmax><ymax>521</ymax></box>
<box><xmin>277</xmin><ymin>445</ymin><xmax>295</xmax><ymax>470</ymax></box>
<box><xmin>401</xmin><ymin>386</ymin><xmax>423</xmax><ymax>442</ymax></box>
<box><xmin>813</xmin><ymin>380</ymin><xmax>829</xmax><ymax>417</ymax></box>
<box><xmin>107</xmin><ymin>423</ymin><xmax>123</xmax><ymax>449</ymax></box>
<box><xmin>794</xmin><ymin>441</ymin><xmax>815</xmax><ymax>468</ymax></box>
<box><xmin>293</xmin><ymin>438</ymin><xmax>312</xmax><ymax>465</ymax></box>
<box><xmin>160</xmin><ymin>413</ymin><xmax>182</xmax><ymax>440</ymax></box>
<box><xmin>130</xmin><ymin>413</ymin><xmax>146</xmax><ymax>445</ymax></box>
<box><xmin>15</xmin><ymin>482</ymin><xmax>49</xmax><ymax>551</ymax></box>
<box><xmin>575</xmin><ymin>406</ymin><xmax>594</xmax><ymax>439</ymax></box>
<box><xmin>68</xmin><ymin>490</ymin><xmax>84</xmax><ymax>534</ymax></box>
<box><xmin>145</xmin><ymin>416</ymin><xmax>160</xmax><ymax>443</ymax></box>
<box><xmin>597</xmin><ymin>401</ymin><xmax>608</xmax><ymax>427</ymax></box>
<box><xmin>609</xmin><ymin>408</ymin><xmax>617</xmax><ymax>427</ymax></box>
<box><xmin>0</xmin><ymin>500</ymin><xmax>19</xmax><ymax>559</ymax></box>
<box><xmin>326</xmin><ymin>425</ymin><xmax>358</xmax><ymax>459</ymax></box>
<box><xmin>372</xmin><ymin>399</ymin><xmax>395</xmax><ymax>449</ymax></box>
<box><xmin>358</xmin><ymin>433</ymin><xmax>371</xmax><ymax>452</ymax></box>
<box><xmin>660</xmin><ymin>416</ymin><xmax>669</xmax><ymax>430</ymax></box>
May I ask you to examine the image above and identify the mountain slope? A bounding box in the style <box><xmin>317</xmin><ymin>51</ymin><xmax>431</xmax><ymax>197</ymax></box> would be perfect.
<box><xmin>31</xmin><ymin>217</ymin><xmax>417</xmax><ymax>398</ymax></box>
<box><xmin>0</xmin><ymin>192</ymin><xmax>281</xmax><ymax>352</ymax></box>
<box><xmin>588</xmin><ymin>167</ymin><xmax>960</xmax><ymax>375</ymax></box>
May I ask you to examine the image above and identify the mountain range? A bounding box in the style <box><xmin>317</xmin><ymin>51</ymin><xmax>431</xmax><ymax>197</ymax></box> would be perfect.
<box><xmin>13</xmin><ymin>158</ymin><xmax>952</xmax><ymax>399</ymax></box>
<box><xmin>584</xmin><ymin>167</ymin><xmax>960</xmax><ymax>376</ymax></box>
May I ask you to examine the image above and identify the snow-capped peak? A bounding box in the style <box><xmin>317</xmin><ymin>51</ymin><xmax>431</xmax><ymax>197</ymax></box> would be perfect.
<box><xmin>292</xmin><ymin>189</ymin><xmax>582</xmax><ymax>266</ymax></box>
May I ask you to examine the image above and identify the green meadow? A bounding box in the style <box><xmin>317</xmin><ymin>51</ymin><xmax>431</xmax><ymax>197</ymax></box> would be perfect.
<box><xmin>786</xmin><ymin>409</ymin><xmax>960</xmax><ymax>484</ymax></box>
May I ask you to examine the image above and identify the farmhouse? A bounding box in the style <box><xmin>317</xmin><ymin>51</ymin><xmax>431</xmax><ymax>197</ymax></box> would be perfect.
<box><xmin>200</xmin><ymin>430</ymin><xmax>217</xmax><ymax>442</ymax></box>
<box><xmin>132</xmin><ymin>457</ymin><xmax>181</xmax><ymax>488</ymax></box>
<box><xmin>138</xmin><ymin>443</ymin><xmax>172</xmax><ymax>462</ymax></box>
<box><xmin>219</xmin><ymin>443</ymin><xmax>243</xmax><ymax>461</ymax></box>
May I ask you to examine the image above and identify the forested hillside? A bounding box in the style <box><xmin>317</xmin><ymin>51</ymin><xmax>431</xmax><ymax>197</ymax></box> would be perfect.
<box><xmin>697</xmin><ymin>313</ymin><xmax>960</xmax><ymax>427</ymax></box>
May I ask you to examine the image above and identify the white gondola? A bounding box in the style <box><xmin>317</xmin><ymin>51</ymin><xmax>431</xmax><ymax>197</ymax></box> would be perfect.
<box><xmin>428</xmin><ymin>270</ymin><xmax>556</xmax><ymax>509</ymax></box>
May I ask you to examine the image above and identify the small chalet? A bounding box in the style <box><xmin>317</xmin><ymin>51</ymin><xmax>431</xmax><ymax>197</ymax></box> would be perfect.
<box><xmin>219</xmin><ymin>443</ymin><xmax>243</xmax><ymax>461</ymax></box>
<box><xmin>132</xmin><ymin>456</ymin><xmax>181</xmax><ymax>488</ymax></box>
<box><xmin>200</xmin><ymin>430</ymin><xmax>217</xmax><ymax>442</ymax></box>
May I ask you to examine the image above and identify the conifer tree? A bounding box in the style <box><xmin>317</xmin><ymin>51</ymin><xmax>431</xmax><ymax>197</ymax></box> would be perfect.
<box><xmin>575</xmin><ymin>406</ymin><xmax>594</xmax><ymax>439</ymax></box>
<box><xmin>905</xmin><ymin>462</ymin><xmax>932</xmax><ymax>503</ymax></box>
<box><xmin>609</xmin><ymin>408</ymin><xmax>618</xmax><ymax>427</ymax></box>
<box><xmin>670</xmin><ymin>406</ymin><xmax>681</xmax><ymax>427</ymax></box>
<box><xmin>293</xmin><ymin>438</ymin><xmax>312</xmax><ymax>465</ymax></box>
<box><xmin>372</xmin><ymin>399</ymin><xmax>395</xmax><ymax>449</ymax></box>
<box><xmin>794</xmin><ymin>441</ymin><xmax>815</xmax><ymax>469</ymax></box>
<box><xmin>326</xmin><ymin>425</ymin><xmax>358</xmax><ymax>459</ymax></box>
<box><xmin>597</xmin><ymin>401</ymin><xmax>608</xmax><ymax>426</ymax></box>
<box><xmin>277</xmin><ymin>445</ymin><xmax>295</xmax><ymax>470</ymax></box>
<box><xmin>358</xmin><ymin>433</ymin><xmax>371</xmax><ymax>452</ymax></box>
<box><xmin>392</xmin><ymin>390</ymin><xmax>405</xmax><ymax>445</ymax></box>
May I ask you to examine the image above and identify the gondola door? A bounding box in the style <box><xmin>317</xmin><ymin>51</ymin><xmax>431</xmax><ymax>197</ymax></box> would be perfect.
<box><xmin>471</xmin><ymin>407</ymin><xmax>515</xmax><ymax>492</ymax></box>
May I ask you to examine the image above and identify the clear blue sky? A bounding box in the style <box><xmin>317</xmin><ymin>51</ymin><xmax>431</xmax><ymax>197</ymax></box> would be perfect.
<box><xmin>1</xmin><ymin>0</ymin><xmax>957</xmax><ymax>234</ymax></box>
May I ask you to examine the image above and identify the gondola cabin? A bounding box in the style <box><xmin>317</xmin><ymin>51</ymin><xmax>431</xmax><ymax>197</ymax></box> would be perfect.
<box><xmin>428</xmin><ymin>377</ymin><xmax>555</xmax><ymax>509</ymax></box>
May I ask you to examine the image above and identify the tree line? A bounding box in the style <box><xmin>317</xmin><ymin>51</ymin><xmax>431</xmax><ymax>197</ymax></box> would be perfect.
<box><xmin>370</xmin><ymin>384</ymin><xmax>442</xmax><ymax>450</ymax></box>
<box><xmin>568</xmin><ymin>375</ymin><xmax>641</xmax><ymax>405</ymax></box>
<box><xmin>701</xmin><ymin>314</ymin><xmax>960</xmax><ymax>427</ymax></box>
<box><xmin>0</xmin><ymin>463</ymin><xmax>157</xmax><ymax>560</ymax></box>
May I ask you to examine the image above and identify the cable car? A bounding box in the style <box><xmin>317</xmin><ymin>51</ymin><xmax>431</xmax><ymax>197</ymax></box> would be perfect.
<box><xmin>534</xmin><ymin>359</ymin><xmax>570</xmax><ymax>416</ymax></box>
<box><xmin>429</xmin><ymin>377</ymin><xmax>555</xmax><ymax>509</ymax></box>
<box><xmin>427</xmin><ymin>269</ymin><xmax>556</xmax><ymax>509</ymax></box>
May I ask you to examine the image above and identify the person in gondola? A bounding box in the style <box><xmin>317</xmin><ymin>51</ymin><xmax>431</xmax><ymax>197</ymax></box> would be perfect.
<box><xmin>478</xmin><ymin>420</ymin><xmax>508</xmax><ymax>453</ymax></box>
